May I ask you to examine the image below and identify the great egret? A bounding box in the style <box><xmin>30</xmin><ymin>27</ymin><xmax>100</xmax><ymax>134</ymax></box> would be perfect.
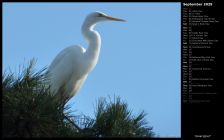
<box><xmin>47</xmin><ymin>11</ymin><xmax>125</xmax><ymax>101</ymax></box>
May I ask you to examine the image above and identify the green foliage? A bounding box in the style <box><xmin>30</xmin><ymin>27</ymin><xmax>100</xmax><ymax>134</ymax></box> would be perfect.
<box><xmin>86</xmin><ymin>97</ymin><xmax>154</xmax><ymax>137</ymax></box>
<box><xmin>2</xmin><ymin>59</ymin><xmax>154</xmax><ymax>137</ymax></box>
<box><xmin>2</xmin><ymin>59</ymin><xmax>78</xmax><ymax>137</ymax></box>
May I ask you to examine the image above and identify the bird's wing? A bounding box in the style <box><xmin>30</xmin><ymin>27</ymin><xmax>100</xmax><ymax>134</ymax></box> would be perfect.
<box><xmin>48</xmin><ymin>45</ymin><xmax>85</xmax><ymax>71</ymax></box>
<box><xmin>47</xmin><ymin>45</ymin><xmax>86</xmax><ymax>94</ymax></box>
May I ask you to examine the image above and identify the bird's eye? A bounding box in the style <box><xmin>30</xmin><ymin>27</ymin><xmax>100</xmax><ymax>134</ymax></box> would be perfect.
<box><xmin>98</xmin><ymin>13</ymin><xmax>103</xmax><ymax>17</ymax></box>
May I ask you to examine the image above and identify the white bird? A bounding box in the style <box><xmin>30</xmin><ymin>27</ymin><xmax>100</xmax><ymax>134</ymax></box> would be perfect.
<box><xmin>47</xmin><ymin>11</ymin><xmax>125</xmax><ymax>102</ymax></box>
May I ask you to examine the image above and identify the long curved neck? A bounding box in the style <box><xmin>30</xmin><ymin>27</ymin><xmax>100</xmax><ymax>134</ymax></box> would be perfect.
<box><xmin>81</xmin><ymin>21</ymin><xmax>101</xmax><ymax>72</ymax></box>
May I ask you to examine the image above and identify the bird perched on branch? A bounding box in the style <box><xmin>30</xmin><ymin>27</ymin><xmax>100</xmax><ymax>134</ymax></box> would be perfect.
<box><xmin>47</xmin><ymin>11</ymin><xmax>126</xmax><ymax>101</ymax></box>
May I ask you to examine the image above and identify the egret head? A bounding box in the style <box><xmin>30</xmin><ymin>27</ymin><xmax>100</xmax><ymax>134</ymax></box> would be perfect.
<box><xmin>85</xmin><ymin>11</ymin><xmax>126</xmax><ymax>25</ymax></box>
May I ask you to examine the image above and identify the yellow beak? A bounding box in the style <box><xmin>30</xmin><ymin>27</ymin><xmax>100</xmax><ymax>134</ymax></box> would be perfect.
<box><xmin>104</xmin><ymin>15</ymin><xmax>126</xmax><ymax>22</ymax></box>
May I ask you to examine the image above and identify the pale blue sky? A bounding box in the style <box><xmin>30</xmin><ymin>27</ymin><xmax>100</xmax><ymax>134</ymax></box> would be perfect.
<box><xmin>3</xmin><ymin>2</ymin><xmax>181</xmax><ymax>137</ymax></box>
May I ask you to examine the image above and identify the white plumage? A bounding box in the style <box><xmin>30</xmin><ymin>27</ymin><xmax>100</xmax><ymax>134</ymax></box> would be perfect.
<box><xmin>47</xmin><ymin>11</ymin><xmax>125</xmax><ymax>100</ymax></box>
